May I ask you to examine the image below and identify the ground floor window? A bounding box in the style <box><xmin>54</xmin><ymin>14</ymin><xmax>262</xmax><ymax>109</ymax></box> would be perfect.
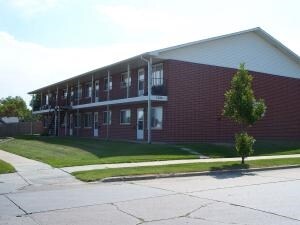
<box><xmin>103</xmin><ymin>111</ymin><xmax>112</xmax><ymax>125</ymax></box>
<box><xmin>74</xmin><ymin>113</ymin><xmax>81</xmax><ymax>128</ymax></box>
<box><xmin>84</xmin><ymin>113</ymin><xmax>92</xmax><ymax>128</ymax></box>
<box><xmin>151</xmin><ymin>107</ymin><xmax>163</xmax><ymax>129</ymax></box>
<box><xmin>120</xmin><ymin>109</ymin><xmax>131</xmax><ymax>124</ymax></box>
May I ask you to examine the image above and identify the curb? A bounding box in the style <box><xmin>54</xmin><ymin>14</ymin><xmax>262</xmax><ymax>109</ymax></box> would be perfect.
<box><xmin>101</xmin><ymin>164</ymin><xmax>300</xmax><ymax>182</ymax></box>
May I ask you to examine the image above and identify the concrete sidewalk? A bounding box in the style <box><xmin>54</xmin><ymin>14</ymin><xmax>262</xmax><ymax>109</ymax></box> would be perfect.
<box><xmin>61</xmin><ymin>154</ymin><xmax>300</xmax><ymax>173</ymax></box>
<box><xmin>0</xmin><ymin>150</ymin><xmax>81</xmax><ymax>188</ymax></box>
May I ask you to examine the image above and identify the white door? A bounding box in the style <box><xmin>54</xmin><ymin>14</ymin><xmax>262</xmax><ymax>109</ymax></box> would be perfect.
<box><xmin>95</xmin><ymin>80</ymin><xmax>99</xmax><ymax>102</ymax></box>
<box><xmin>94</xmin><ymin>112</ymin><xmax>99</xmax><ymax>137</ymax></box>
<box><xmin>69</xmin><ymin>114</ymin><xmax>73</xmax><ymax>136</ymax></box>
<box><xmin>138</xmin><ymin>69</ymin><xmax>145</xmax><ymax>96</ymax></box>
<box><xmin>137</xmin><ymin>108</ymin><xmax>144</xmax><ymax>140</ymax></box>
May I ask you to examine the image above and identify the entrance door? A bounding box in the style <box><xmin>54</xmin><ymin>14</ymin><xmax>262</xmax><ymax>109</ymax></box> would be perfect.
<box><xmin>69</xmin><ymin>114</ymin><xmax>73</xmax><ymax>136</ymax></box>
<box><xmin>94</xmin><ymin>112</ymin><xmax>99</xmax><ymax>137</ymax></box>
<box><xmin>137</xmin><ymin>108</ymin><xmax>144</xmax><ymax>140</ymax></box>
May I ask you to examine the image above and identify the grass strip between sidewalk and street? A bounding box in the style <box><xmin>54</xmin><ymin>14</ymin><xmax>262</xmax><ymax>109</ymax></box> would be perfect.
<box><xmin>72</xmin><ymin>157</ymin><xmax>300</xmax><ymax>182</ymax></box>
<box><xmin>0</xmin><ymin>159</ymin><xmax>15</xmax><ymax>174</ymax></box>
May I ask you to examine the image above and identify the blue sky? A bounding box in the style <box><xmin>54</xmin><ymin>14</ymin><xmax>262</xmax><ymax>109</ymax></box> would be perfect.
<box><xmin>0</xmin><ymin>0</ymin><xmax>299</xmax><ymax>105</ymax></box>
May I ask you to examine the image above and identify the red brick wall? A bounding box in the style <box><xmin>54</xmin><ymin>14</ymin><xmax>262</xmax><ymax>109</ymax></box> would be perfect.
<box><xmin>159</xmin><ymin>60</ymin><xmax>300</xmax><ymax>142</ymax></box>
<box><xmin>50</xmin><ymin>59</ymin><xmax>300</xmax><ymax>142</ymax></box>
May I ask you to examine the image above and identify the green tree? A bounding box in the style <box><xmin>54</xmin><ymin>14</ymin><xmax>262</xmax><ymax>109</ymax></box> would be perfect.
<box><xmin>0</xmin><ymin>96</ymin><xmax>31</xmax><ymax>120</ymax></box>
<box><xmin>223</xmin><ymin>63</ymin><xmax>266</xmax><ymax>164</ymax></box>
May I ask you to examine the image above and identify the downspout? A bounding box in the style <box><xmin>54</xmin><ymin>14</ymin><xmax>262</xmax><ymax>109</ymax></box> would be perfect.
<box><xmin>141</xmin><ymin>55</ymin><xmax>152</xmax><ymax>144</ymax></box>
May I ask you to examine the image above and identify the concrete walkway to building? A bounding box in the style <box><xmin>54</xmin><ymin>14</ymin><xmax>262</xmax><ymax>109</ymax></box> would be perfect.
<box><xmin>61</xmin><ymin>154</ymin><xmax>300</xmax><ymax>173</ymax></box>
<box><xmin>0</xmin><ymin>150</ymin><xmax>81</xmax><ymax>193</ymax></box>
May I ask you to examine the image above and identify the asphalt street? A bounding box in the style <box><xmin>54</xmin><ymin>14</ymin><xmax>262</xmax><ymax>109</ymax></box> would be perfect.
<box><xmin>1</xmin><ymin>167</ymin><xmax>300</xmax><ymax>225</ymax></box>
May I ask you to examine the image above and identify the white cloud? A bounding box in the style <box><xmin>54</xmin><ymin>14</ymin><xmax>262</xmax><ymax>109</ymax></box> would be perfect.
<box><xmin>0</xmin><ymin>31</ymin><xmax>157</xmax><ymax>105</ymax></box>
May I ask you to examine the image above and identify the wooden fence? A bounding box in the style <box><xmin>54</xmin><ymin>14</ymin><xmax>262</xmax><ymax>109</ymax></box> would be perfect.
<box><xmin>0</xmin><ymin>122</ymin><xmax>44</xmax><ymax>137</ymax></box>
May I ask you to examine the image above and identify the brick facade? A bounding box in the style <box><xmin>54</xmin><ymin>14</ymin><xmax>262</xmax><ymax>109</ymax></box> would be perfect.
<box><xmin>41</xmin><ymin>59</ymin><xmax>300</xmax><ymax>142</ymax></box>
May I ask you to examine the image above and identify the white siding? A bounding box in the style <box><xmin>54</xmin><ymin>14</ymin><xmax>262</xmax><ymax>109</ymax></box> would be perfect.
<box><xmin>157</xmin><ymin>32</ymin><xmax>300</xmax><ymax>78</ymax></box>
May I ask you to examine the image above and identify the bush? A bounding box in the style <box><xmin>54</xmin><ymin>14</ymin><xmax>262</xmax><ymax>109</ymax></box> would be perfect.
<box><xmin>235</xmin><ymin>132</ymin><xmax>255</xmax><ymax>164</ymax></box>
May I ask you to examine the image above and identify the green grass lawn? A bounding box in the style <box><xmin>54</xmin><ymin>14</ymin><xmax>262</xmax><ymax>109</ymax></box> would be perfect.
<box><xmin>1</xmin><ymin>136</ymin><xmax>299</xmax><ymax>168</ymax></box>
<box><xmin>73</xmin><ymin>157</ymin><xmax>300</xmax><ymax>182</ymax></box>
<box><xmin>0</xmin><ymin>136</ymin><xmax>197</xmax><ymax>167</ymax></box>
<box><xmin>184</xmin><ymin>140</ymin><xmax>300</xmax><ymax>158</ymax></box>
<box><xmin>0</xmin><ymin>159</ymin><xmax>15</xmax><ymax>174</ymax></box>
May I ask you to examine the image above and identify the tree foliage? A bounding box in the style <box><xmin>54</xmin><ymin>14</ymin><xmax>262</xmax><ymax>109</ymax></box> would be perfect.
<box><xmin>223</xmin><ymin>63</ymin><xmax>266</xmax><ymax>163</ymax></box>
<box><xmin>0</xmin><ymin>96</ymin><xmax>31</xmax><ymax>120</ymax></box>
<box><xmin>223</xmin><ymin>64</ymin><xmax>266</xmax><ymax>127</ymax></box>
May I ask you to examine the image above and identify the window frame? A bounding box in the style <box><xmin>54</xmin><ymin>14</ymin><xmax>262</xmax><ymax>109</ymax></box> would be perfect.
<box><xmin>152</xmin><ymin>63</ymin><xmax>164</xmax><ymax>87</ymax></box>
<box><xmin>103</xmin><ymin>110</ymin><xmax>112</xmax><ymax>125</ymax></box>
<box><xmin>74</xmin><ymin>113</ymin><xmax>81</xmax><ymax>128</ymax></box>
<box><xmin>104</xmin><ymin>76</ymin><xmax>112</xmax><ymax>91</ymax></box>
<box><xmin>151</xmin><ymin>106</ymin><xmax>163</xmax><ymax>130</ymax></box>
<box><xmin>120</xmin><ymin>72</ymin><xmax>131</xmax><ymax>88</ymax></box>
<box><xmin>83</xmin><ymin>112</ymin><xmax>92</xmax><ymax>128</ymax></box>
<box><xmin>120</xmin><ymin>109</ymin><xmax>131</xmax><ymax>125</ymax></box>
<box><xmin>84</xmin><ymin>82</ymin><xmax>92</xmax><ymax>98</ymax></box>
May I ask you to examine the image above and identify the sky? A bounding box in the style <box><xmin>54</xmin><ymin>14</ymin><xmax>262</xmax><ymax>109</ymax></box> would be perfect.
<box><xmin>0</xmin><ymin>0</ymin><xmax>299</xmax><ymax>106</ymax></box>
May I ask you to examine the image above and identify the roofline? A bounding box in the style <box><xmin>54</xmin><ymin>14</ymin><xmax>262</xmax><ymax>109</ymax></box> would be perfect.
<box><xmin>28</xmin><ymin>27</ymin><xmax>299</xmax><ymax>94</ymax></box>
<box><xmin>28</xmin><ymin>53</ymin><xmax>153</xmax><ymax>94</ymax></box>
<box><xmin>149</xmin><ymin>27</ymin><xmax>300</xmax><ymax>63</ymax></box>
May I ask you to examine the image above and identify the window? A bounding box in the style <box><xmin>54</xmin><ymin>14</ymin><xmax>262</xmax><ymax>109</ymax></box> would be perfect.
<box><xmin>62</xmin><ymin>89</ymin><xmax>67</xmax><ymax>100</ymax></box>
<box><xmin>74</xmin><ymin>113</ymin><xmax>81</xmax><ymax>128</ymax></box>
<box><xmin>77</xmin><ymin>85</ymin><xmax>82</xmax><ymax>99</ymax></box>
<box><xmin>120</xmin><ymin>72</ymin><xmax>131</xmax><ymax>88</ymax></box>
<box><xmin>84</xmin><ymin>83</ymin><xmax>92</xmax><ymax>98</ymax></box>
<box><xmin>151</xmin><ymin>107</ymin><xmax>163</xmax><ymax>129</ymax></box>
<box><xmin>120</xmin><ymin>109</ymin><xmax>131</xmax><ymax>124</ymax></box>
<box><xmin>84</xmin><ymin>113</ymin><xmax>92</xmax><ymax>128</ymax></box>
<box><xmin>104</xmin><ymin>76</ymin><xmax>112</xmax><ymax>91</ymax></box>
<box><xmin>138</xmin><ymin>69</ymin><xmax>145</xmax><ymax>96</ymax></box>
<box><xmin>95</xmin><ymin>80</ymin><xmax>100</xmax><ymax>101</ymax></box>
<box><xmin>103</xmin><ymin>111</ymin><xmax>111</xmax><ymax>125</ymax></box>
<box><xmin>45</xmin><ymin>94</ymin><xmax>49</xmax><ymax>105</ymax></box>
<box><xmin>152</xmin><ymin>64</ymin><xmax>163</xmax><ymax>86</ymax></box>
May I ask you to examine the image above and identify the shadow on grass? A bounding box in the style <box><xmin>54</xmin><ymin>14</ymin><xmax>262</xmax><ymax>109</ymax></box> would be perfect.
<box><xmin>12</xmin><ymin>135</ymin><xmax>192</xmax><ymax>159</ymax></box>
<box><xmin>209</xmin><ymin>163</ymin><xmax>255</xmax><ymax>179</ymax></box>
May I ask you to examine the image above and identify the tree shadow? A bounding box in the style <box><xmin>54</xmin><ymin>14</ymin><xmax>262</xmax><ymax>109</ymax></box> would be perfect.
<box><xmin>209</xmin><ymin>163</ymin><xmax>255</xmax><ymax>179</ymax></box>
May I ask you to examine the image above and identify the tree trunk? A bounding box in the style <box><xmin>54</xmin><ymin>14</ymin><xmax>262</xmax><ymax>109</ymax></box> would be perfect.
<box><xmin>242</xmin><ymin>156</ymin><xmax>245</xmax><ymax>164</ymax></box>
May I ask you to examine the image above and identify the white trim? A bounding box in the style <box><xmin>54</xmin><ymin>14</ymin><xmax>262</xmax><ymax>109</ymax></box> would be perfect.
<box><xmin>32</xmin><ymin>109</ymin><xmax>54</xmax><ymax>114</ymax></box>
<box><xmin>72</xmin><ymin>95</ymin><xmax>167</xmax><ymax>110</ymax></box>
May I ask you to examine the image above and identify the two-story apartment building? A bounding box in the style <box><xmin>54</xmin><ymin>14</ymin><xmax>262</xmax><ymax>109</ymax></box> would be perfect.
<box><xmin>29</xmin><ymin>27</ymin><xmax>300</xmax><ymax>142</ymax></box>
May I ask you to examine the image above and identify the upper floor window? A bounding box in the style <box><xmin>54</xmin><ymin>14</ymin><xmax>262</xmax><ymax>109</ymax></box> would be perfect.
<box><xmin>77</xmin><ymin>85</ymin><xmax>82</xmax><ymax>99</ymax></box>
<box><xmin>84</xmin><ymin>82</ymin><xmax>92</xmax><ymax>98</ymax></box>
<box><xmin>120</xmin><ymin>72</ymin><xmax>131</xmax><ymax>88</ymax></box>
<box><xmin>138</xmin><ymin>69</ymin><xmax>145</xmax><ymax>96</ymax></box>
<box><xmin>104</xmin><ymin>76</ymin><xmax>112</xmax><ymax>91</ymax></box>
<box><xmin>62</xmin><ymin>89</ymin><xmax>67</xmax><ymax>99</ymax></box>
<box><xmin>120</xmin><ymin>109</ymin><xmax>131</xmax><ymax>124</ymax></box>
<box><xmin>152</xmin><ymin>64</ymin><xmax>163</xmax><ymax>86</ymax></box>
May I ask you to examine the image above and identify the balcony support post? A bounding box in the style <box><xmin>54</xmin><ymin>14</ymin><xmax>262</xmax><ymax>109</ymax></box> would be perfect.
<box><xmin>147</xmin><ymin>57</ymin><xmax>152</xmax><ymax>144</ymax></box>
<box><xmin>91</xmin><ymin>74</ymin><xmax>94</xmax><ymax>103</ymax></box>
<box><xmin>106</xmin><ymin>71</ymin><xmax>110</xmax><ymax>140</ymax></box>
<box><xmin>127</xmin><ymin>64</ymin><xmax>130</xmax><ymax>98</ymax></box>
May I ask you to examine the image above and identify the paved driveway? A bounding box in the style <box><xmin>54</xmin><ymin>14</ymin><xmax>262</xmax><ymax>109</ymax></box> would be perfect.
<box><xmin>1</xmin><ymin>159</ymin><xmax>300</xmax><ymax>225</ymax></box>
